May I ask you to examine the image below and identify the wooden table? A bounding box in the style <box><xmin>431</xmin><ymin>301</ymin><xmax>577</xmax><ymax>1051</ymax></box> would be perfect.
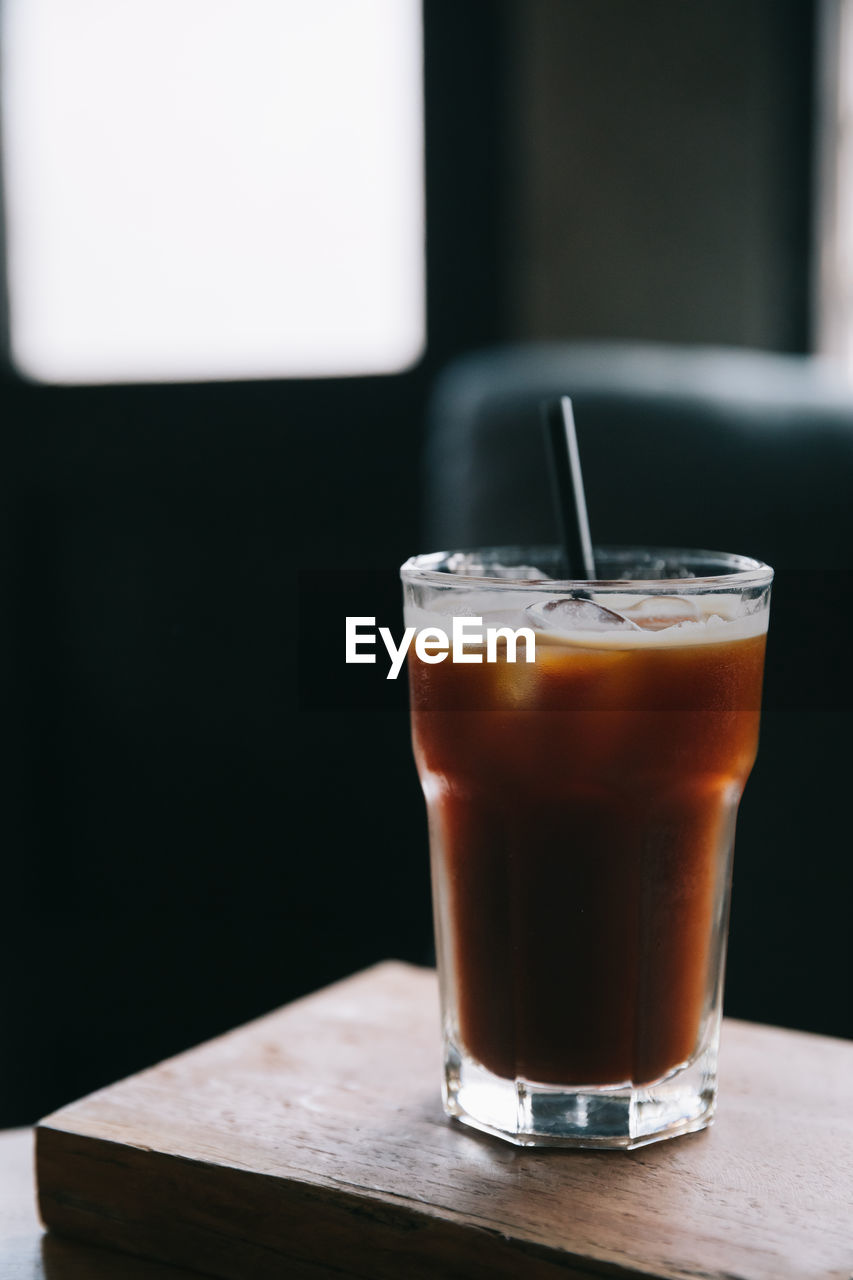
<box><xmin>8</xmin><ymin>963</ymin><xmax>853</xmax><ymax>1279</ymax></box>
<box><xmin>1</xmin><ymin>1127</ymin><xmax>200</xmax><ymax>1279</ymax></box>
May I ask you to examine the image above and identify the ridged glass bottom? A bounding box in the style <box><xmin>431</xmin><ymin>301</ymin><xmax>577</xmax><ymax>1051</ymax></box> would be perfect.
<box><xmin>443</xmin><ymin>1038</ymin><xmax>717</xmax><ymax>1149</ymax></box>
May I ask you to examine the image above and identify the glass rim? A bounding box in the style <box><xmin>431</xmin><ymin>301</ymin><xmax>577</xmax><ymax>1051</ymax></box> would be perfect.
<box><xmin>400</xmin><ymin>544</ymin><xmax>774</xmax><ymax>593</ymax></box>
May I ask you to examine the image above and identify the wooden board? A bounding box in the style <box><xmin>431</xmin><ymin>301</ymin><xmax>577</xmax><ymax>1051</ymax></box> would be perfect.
<box><xmin>0</xmin><ymin>1128</ymin><xmax>201</xmax><ymax>1280</ymax></box>
<box><xmin>36</xmin><ymin>962</ymin><xmax>853</xmax><ymax>1280</ymax></box>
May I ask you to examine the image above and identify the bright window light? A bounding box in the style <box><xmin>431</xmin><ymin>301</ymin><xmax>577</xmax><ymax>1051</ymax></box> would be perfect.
<box><xmin>1</xmin><ymin>0</ymin><xmax>425</xmax><ymax>383</ymax></box>
<box><xmin>818</xmin><ymin>0</ymin><xmax>853</xmax><ymax>373</ymax></box>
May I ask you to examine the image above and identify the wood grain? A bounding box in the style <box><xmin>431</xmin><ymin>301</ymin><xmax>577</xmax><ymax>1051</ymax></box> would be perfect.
<box><xmin>0</xmin><ymin>1128</ymin><xmax>201</xmax><ymax>1280</ymax></box>
<box><xmin>36</xmin><ymin>962</ymin><xmax>853</xmax><ymax>1280</ymax></box>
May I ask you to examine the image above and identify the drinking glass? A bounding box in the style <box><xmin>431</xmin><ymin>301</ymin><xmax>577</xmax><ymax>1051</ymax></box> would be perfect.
<box><xmin>402</xmin><ymin>546</ymin><xmax>772</xmax><ymax>1148</ymax></box>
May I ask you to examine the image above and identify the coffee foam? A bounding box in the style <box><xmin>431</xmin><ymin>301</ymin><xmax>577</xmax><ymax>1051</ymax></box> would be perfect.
<box><xmin>404</xmin><ymin>594</ymin><xmax>768</xmax><ymax>650</ymax></box>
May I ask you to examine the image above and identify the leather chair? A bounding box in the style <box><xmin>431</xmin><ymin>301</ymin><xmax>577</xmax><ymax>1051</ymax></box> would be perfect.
<box><xmin>422</xmin><ymin>341</ymin><xmax>853</xmax><ymax>1041</ymax></box>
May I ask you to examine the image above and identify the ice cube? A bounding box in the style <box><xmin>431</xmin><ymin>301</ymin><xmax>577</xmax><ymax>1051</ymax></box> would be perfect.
<box><xmin>424</xmin><ymin>589</ymin><xmax>534</xmax><ymax>628</ymax></box>
<box><xmin>442</xmin><ymin>554</ymin><xmax>552</xmax><ymax>580</ymax></box>
<box><xmin>524</xmin><ymin>596</ymin><xmax>641</xmax><ymax>633</ymax></box>
<box><xmin>486</xmin><ymin>564</ymin><xmax>552</xmax><ymax>581</ymax></box>
<box><xmin>620</xmin><ymin>596</ymin><xmax>700</xmax><ymax>631</ymax></box>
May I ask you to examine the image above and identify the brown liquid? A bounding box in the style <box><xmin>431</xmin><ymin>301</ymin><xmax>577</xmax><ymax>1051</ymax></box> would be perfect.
<box><xmin>410</xmin><ymin>629</ymin><xmax>766</xmax><ymax>1087</ymax></box>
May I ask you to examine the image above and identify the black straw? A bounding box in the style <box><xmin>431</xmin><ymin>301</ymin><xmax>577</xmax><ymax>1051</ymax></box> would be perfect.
<box><xmin>542</xmin><ymin>396</ymin><xmax>596</xmax><ymax>581</ymax></box>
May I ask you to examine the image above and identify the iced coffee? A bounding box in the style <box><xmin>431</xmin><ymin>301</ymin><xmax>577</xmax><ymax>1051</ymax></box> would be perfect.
<box><xmin>402</xmin><ymin>546</ymin><xmax>772</xmax><ymax>1148</ymax></box>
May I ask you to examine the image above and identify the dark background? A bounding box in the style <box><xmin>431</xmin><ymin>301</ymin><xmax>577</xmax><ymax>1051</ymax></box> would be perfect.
<box><xmin>0</xmin><ymin>0</ymin><xmax>829</xmax><ymax>1127</ymax></box>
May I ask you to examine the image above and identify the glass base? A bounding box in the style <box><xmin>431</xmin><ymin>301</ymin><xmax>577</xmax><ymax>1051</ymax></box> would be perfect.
<box><xmin>443</xmin><ymin>1039</ymin><xmax>716</xmax><ymax>1150</ymax></box>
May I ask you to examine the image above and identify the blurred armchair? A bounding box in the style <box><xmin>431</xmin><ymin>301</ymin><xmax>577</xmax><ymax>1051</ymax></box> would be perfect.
<box><xmin>423</xmin><ymin>341</ymin><xmax>853</xmax><ymax>1041</ymax></box>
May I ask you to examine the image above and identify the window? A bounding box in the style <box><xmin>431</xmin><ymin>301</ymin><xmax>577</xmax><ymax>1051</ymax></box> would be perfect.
<box><xmin>817</xmin><ymin>0</ymin><xmax>853</xmax><ymax>367</ymax></box>
<box><xmin>1</xmin><ymin>0</ymin><xmax>425</xmax><ymax>383</ymax></box>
